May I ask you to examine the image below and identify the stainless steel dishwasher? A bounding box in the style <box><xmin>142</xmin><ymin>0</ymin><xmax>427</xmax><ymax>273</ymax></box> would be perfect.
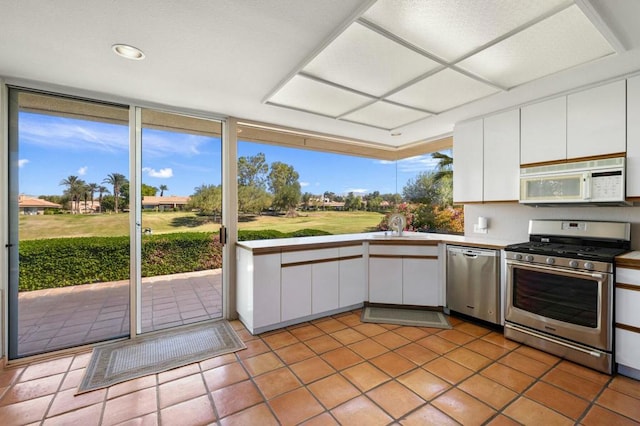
<box><xmin>446</xmin><ymin>245</ymin><xmax>500</xmax><ymax>324</ymax></box>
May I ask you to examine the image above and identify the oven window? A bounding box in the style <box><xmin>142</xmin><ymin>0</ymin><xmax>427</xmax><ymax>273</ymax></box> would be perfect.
<box><xmin>513</xmin><ymin>268</ymin><xmax>598</xmax><ymax>328</ymax></box>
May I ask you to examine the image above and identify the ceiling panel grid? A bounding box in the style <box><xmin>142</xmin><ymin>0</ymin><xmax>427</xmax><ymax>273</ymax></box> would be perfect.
<box><xmin>265</xmin><ymin>0</ymin><xmax>617</xmax><ymax>132</ymax></box>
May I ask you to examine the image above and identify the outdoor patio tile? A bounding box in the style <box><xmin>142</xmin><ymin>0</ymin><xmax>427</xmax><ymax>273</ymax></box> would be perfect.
<box><xmin>307</xmin><ymin>373</ymin><xmax>360</xmax><ymax>409</ymax></box>
<box><xmin>107</xmin><ymin>374</ymin><xmax>157</xmax><ymax>400</ymax></box>
<box><xmin>203</xmin><ymin>362</ymin><xmax>249</xmax><ymax>392</ymax></box>
<box><xmin>274</xmin><ymin>342</ymin><xmax>316</xmax><ymax>364</ymax></box>
<box><xmin>102</xmin><ymin>387</ymin><xmax>158</xmax><ymax>426</ymax></box>
<box><xmin>0</xmin><ymin>373</ymin><xmax>65</xmax><ymax>406</ymax></box>
<box><xmin>503</xmin><ymin>396</ymin><xmax>573</xmax><ymax>426</ymax></box>
<box><xmin>432</xmin><ymin>388</ymin><xmax>496</xmax><ymax>426</ymax></box>
<box><xmin>42</xmin><ymin>402</ymin><xmax>103</xmax><ymax>426</ymax></box>
<box><xmin>0</xmin><ymin>394</ymin><xmax>54</xmax><ymax>425</ymax></box>
<box><xmin>158</xmin><ymin>373</ymin><xmax>207</xmax><ymax>409</ymax></box>
<box><xmin>211</xmin><ymin>380</ymin><xmax>263</xmax><ymax>418</ymax></box>
<box><xmin>242</xmin><ymin>352</ymin><xmax>283</xmax><ymax>376</ymax></box>
<box><xmin>47</xmin><ymin>387</ymin><xmax>107</xmax><ymax>417</ymax></box>
<box><xmin>400</xmin><ymin>404</ymin><xmax>459</xmax><ymax>425</ymax></box>
<box><xmin>253</xmin><ymin>367</ymin><xmax>302</xmax><ymax>400</ymax></box>
<box><xmin>581</xmin><ymin>404</ymin><xmax>640</xmax><ymax>426</ymax></box>
<box><xmin>20</xmin><ymin>357</ymin><xmax>73</xmax><ymax>382</ymax></box>
<box><xmin>219</xmin><ymin>403</ymin><xmax>279</xmax><ymax>426</ymax></box>
<box><xmin>331</xmin><ymin>395</ymin><xmax>393</xmax><ymax>426</ymax></box>
<box><xmin>160</xmin><ymin>394</ymin><xmax>217</xmax><ymax>425</ymax></box>
<box><xmin>268</xmin><ymin>387</ymin><xmax>325</xmax><ymax>425</ymax></box>
<box><xmin>366</xmin><ymin>380</ymin><xmax>425</xmax><ymax>418</ymax></box>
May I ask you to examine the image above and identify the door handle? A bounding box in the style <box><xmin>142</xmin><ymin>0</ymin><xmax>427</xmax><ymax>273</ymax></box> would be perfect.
<box><xmin>219</xmin><ymin>226</ymin><xmax>227</xmax><ymax>246</ymax></box>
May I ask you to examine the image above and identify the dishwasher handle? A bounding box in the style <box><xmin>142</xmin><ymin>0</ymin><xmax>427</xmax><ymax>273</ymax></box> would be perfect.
<box><xmin>447</xmin><ymin>245</ymin><xmax>499</xmax><ymax>258</ymax></box>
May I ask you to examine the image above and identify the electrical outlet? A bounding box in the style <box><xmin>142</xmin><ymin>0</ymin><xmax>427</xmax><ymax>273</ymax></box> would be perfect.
<box><xmin>473</xmin><ymin>224</ymin><xmax>488</xmax><ymax>234</ymax></box>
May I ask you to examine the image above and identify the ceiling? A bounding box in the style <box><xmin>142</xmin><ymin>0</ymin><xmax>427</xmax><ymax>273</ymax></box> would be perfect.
<box><xmin>1</xmin><ymin>0</ymin><xmax>640</xmax><ymax>150</ymax></box>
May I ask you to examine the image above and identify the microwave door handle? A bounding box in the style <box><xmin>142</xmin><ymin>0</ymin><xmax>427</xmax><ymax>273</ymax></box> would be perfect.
<box><xmin>583</xmin><ymin>173</ymin><xmax>591</xmax><ymax>200</ymax></box>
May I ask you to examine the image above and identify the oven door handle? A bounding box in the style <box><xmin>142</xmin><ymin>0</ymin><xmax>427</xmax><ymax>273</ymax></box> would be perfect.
<box><xmin>507</xmin><ymin>260</ymin><xmax>605</xmax><ymax>280</ymax></box>
<box><xmin>505</xmin><ymin>324</ymin><xmax>603</xmax><ymax>358</ymax></box>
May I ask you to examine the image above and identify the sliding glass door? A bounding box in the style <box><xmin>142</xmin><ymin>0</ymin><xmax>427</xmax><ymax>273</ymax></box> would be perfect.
<box><xmin>8</xmin><ymin>90</ymin><xmax>131</xmax><ymax>358</ymax></box>
<box><xmin>138</xmin><ymin>109</ymin><xmax>224</xmax><ymax>334</ymax></box>
<box><xmin>7</xmin><ymin>90</ymin><xmax>225</xmax><ymax>359</ymax></box>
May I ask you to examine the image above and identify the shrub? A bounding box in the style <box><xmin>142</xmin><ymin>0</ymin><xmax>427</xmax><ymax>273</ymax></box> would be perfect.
<box><xmin>19</xmin><ymin>233</ymin><xmax>221</xmax><ymax>291</ymax></box>
<box><xmin>19</xmin><ymin>228</ymin><xmax>332</xmax><ymax>291</ymax></box>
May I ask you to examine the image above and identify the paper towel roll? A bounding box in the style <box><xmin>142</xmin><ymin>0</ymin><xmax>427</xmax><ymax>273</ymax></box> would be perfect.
<box><xmin>478</xmin><ymin>216</ymin><xmax>488</xmax><ymax>229</ymax></box>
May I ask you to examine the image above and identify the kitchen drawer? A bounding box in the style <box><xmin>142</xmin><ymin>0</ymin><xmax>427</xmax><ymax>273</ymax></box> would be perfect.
<box><xmin>339</xmin><ymin>244</ymin><xmax>363</xmax><ymax>257</ymax></box>
<box><xmin>616</xmin><ymin>287</ymin><xmax>640</xmax><ymax>327</ymax></box>
<box><xmin>616</xmin><ymin>328</ymin><xmax>640</xmax><ymax>371</ymax></box>
<box><xmin>616</xmin><ymin>267</ymin><xmax>640</xmax><ymax>285</ymax></box>
<box><xmin>281</xmin><ymin>247</ymin><xmax>340</xmax><ymax>264</ymax></box>
<box><xmin>369</xmin><ymin>244</ymin><xmax>438</xmax><ymax>257</ymax></box>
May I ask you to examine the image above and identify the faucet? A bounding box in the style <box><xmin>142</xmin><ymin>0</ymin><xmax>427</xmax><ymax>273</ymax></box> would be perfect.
<box><xmin>389</xmin><ymin>213</ymin><xmax>405</xmax><ymax>236</ymax></box>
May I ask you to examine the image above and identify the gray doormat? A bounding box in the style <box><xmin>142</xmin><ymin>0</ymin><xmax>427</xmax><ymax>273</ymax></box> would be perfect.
<box><xmin>77</xmin><ymin>320</ymin><xmax>245</xmax><ymax>394</ymax></box>
<box><xmin>362</xmin><ymin>306</ymin><xmax>452</xmax><ymax>329</ymax></box>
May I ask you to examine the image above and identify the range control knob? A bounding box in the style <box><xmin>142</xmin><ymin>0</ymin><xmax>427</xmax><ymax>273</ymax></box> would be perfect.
<box><xmin>584</xmin><ymin>262</ymin><xmax>594</xmax><ymax>270</ymax></box>
<box><xmin>525</xmin><ymin>255</ymin><xmax>534</xmax><ymax>262</ymax></box>
<box><xmin>546</xmin><ymin>257</ymin><xmax>555</xmax><ymax>265</ymax></box>
<box><xmin>569</xmin><ymin>260</ymin><xmax>579</xmax><ymax>268</ymax></box>
<box><xmin>513</xmin><ymin>253</ymin><xmax>523</xmax><ymax>260</ymax></box>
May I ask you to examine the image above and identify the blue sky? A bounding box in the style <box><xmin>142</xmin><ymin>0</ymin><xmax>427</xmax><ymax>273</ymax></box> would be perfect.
<box><xmin>18</xmin><ymin>112</ymin><xmax>448</xmax><ymax>197</ymax></box>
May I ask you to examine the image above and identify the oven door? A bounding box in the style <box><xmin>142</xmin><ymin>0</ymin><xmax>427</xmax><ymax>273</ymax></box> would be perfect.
<box><xmin>505</xmin><ymin>259</ymin><xmax>612</xmax><ymax>351</ymax></box>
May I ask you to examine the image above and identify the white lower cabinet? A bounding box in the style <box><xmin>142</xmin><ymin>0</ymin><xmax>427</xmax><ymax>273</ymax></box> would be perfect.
<box><xmin>368</xmin><ymin>243</ymin><xmax>440</xmax><ymax>306</ymax></box>
<box><xmin>312</xmin><ymin>261</ymin><xmax>339</xmax><ymax>314</ymax></box>
<box><xmin>281</xmin><ymin>264</ymin><xmax>312</xmax><ymax>322</ymax></box>
<box><xmin>403</xmin><ymin>257</ymin><xmax>439</xmax><ymax>306</ymax></box>
<box><xmin>338</xmin><ymin>246</ymin><xmax>366</xmax><ymax>307</ymax></box>
<box><xmin>236</xmin><ymin>249</ymin><xmax>281</xmax><ymax>332</ymax></box>
<box><xmin>615</xmin><ymin>267</ymin><xmax>640</xmax><ymax>375</ymax></box>
<box><xmin>237</xmin><ymin>239</ymin><xmax>444</xmax><ymax>334</ymax></box>
<box><xmin>369</xmin><ymin>257</ymin><xmax>403</xmax><ymax>304</ymax></box>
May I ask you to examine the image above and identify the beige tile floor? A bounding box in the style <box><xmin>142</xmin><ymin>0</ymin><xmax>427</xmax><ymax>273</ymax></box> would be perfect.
<box><xmin>17</xmin><ymin>270</ymin><xmax>222</xmax><ymax>357</ymax></box>
<box><xmin>1</xmin><ymin>309</ymin><xmax>639</xmax><ymax>425</ymax></box>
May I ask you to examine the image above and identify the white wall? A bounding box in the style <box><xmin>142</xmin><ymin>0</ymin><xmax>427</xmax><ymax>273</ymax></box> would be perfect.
<box><xmin>464</xmin><ymin>203</ymin><xmax>640</xmax><ymax>250</ymax></box>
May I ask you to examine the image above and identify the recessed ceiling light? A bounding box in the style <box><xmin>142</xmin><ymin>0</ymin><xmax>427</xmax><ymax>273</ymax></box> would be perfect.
<box><xmin>391</xmin><ymin>132</ymin><xmax>402</xmax><ymax>136</ymax></box>
<box><xmin>112</xmin><ymin>44</ymin><xmax>145</xmax><ymax>60</ymax></box>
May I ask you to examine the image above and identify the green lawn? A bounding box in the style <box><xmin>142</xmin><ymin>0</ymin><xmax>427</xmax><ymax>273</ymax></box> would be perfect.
<box><xmin>19</xmin><ymin>210</ymin><xmax>384</xmax><ymax>240</ymax></box>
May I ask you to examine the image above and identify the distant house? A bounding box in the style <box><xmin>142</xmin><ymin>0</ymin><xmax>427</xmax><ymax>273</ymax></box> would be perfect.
<box><xmin>78</xmin><ymin>200</ymin><xmax>101</xmax><ymax>214</ymax></box>
<box><xmin>18</xmin><ymin>195</ymin><xmax>61</xmax><ymax>215</ymax></box>
<box><xmin>142</xmin><ymin>196</ymin><xmax>190</xmax><ymax>211</ymax></box>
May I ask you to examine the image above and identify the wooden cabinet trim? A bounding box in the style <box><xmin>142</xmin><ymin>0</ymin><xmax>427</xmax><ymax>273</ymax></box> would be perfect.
<box><xmin>616</xmin><ymin>323</ymin><xmax>640</xmax><ymax>334</ymax></box>
<box><xmin>370</xmin><ymin>254</ymin><xmax>438</xmax><ymax>260</ymax></box>
<box><xmin>616</xmin><ymin>259</ymin><xmax>640</xmax><ymax>269</ymax></box>
<box><xmin>282</xmin><ymin>255</ymin><xmax>363</xmax><ymax>268</ymax></box>
<box><xmin>616</xmin><ymin>282</ymin><xmax>640</xmax><ymax>291</ymax></box>
<box><xmin>520</xmin><ymin>152</ymin><xmax>626</xmax><ymax>169</ymax></box>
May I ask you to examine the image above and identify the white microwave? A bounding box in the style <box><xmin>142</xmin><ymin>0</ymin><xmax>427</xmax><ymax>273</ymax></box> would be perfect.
<box><xmin>520</xmin><ymin>157</ymin><xmax>628</xmax><ymax>206</ymax></box>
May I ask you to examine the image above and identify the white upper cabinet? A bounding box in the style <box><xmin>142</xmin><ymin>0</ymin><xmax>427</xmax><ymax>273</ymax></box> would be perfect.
<box><xmin>453</xmin><ymin>118</ymin><xmax>483</xmax><ymax>203</ymax></box>
<box><xmin>567</xmin><ymin>80</ymin><xmax>626</xmax><ymax>159</ymax></box>
<box><xmin>627</xmin><ymin>75</ymin><xmax>640</xmax><ymax>198</ymax></box>
<box><xmin>520</xmin><ymin>97</ymin><xmax>567</xmax><ymax>165</ymax></box>
<box><xmin>483</xmin><ymin>109</ymin><xmax>520</xmax><ymax>201</ymax></box>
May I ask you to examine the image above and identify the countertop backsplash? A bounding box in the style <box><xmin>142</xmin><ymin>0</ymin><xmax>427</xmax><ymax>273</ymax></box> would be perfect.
<box><xmin>464</xmin><ymin>203</ymin><xmax>640</xmax><ymax>251</ymax></box>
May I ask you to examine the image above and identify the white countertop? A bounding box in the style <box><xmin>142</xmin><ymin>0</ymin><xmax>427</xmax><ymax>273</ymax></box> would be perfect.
<box><xmin>236</xmin><ymin>231</ymin><xmax>519</xmax><ymax>252</ymax></box>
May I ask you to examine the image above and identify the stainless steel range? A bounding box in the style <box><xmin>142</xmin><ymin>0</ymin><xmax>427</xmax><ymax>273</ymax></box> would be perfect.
<box><xmin>504</xmin><ymin>219</ymin><xmax>630</xmax><ymax>374</ymax></box>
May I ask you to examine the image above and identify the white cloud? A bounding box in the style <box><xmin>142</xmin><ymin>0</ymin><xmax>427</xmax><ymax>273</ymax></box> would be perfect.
<box><xmin>18</xmin><ymin>159</ymin><xmax>29</xmax><ymax>168</ymax></box>
<box><xmin>397</xmin><ymin>154</ymin><xmax>439</xmax><ymax>173</ymax></box>
<box><xmin>344</xmin><ymin>188</ymin><xmax>368</xmax><ymax>195</ymax></box>
<box><xmin>143</xmin><ymin>167</ymin><xmax>173</xmax><ymax>178</ymax></box>
<box><xmin>376</xmin><ymin>159</ymin><xmax>395</xmax><ymax>165</ymax></box>
<box><xmin>300</xmin><ymin>181</ymin><xmax>310</xmax><ymax>187</ymax></box>
<box><xmin>78</xmin><ymin>166</ymin><xmax>88</xmax><ymax>176</ymax></box>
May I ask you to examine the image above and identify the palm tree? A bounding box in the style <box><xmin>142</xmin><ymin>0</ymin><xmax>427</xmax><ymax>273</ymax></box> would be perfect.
<box><xmin>103</xmin><ymin>173</ymin><xmax>127</xmax><ymax>213</ymax></box>
<box><xmin>59</xmin><ymin>175</ymin><xmax>85</xmax><ymax>213</ymax></box>
<box><xmin>432</xmin><ymin>152</ymin><xmax>453</xmax><ymax>182</ymax></box>
<box><xmin>97</xmin><ymin>186</ymin><xmax>109</xmax><ymax>213</ymax></box>
<box><xmin>159</xmin><ymin>184</ymin><xmax>168</xmax><ymax>197</ymax></box>
<box><xmin>86</xmin><ymin>183</ymin><xmax>99</xmax><ymax>213</ymax></box>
